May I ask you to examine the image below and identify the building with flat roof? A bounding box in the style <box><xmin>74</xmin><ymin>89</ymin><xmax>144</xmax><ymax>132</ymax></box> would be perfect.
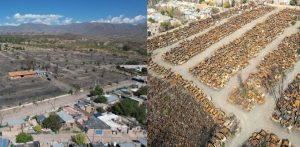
<box><xmin>8</xmin><ymin>70</ymin><xmax>35</xmax><ymax>79</ymax></box>
<box><xmin>97</xmin><ymin>113</ymin><xmax>128</xmax><ymax>132</ymax></box>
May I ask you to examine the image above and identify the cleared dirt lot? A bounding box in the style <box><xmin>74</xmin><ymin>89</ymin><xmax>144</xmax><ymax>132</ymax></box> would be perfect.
<box><xmin>0</xmin><ymin>47</ymin><xmax>138</xmax><ymax>108</ymax></box>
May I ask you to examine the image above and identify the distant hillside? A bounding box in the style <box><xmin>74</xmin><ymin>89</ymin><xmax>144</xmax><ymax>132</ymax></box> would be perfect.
<box><xmin>148</xmin><ymin>0</ymin><xmax>200</xmax><ymax>7</ymax></box>
<box><xmin>0</xmin><ymin>22</ymin><xmax>146</xmax><ymax>39</ymax></box>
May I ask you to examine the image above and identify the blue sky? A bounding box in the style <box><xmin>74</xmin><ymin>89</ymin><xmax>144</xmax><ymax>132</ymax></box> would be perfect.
<box><xmin>0</xmin><ymin>0</ymin><xmax>147</xmax><ymax>26</ymax></box>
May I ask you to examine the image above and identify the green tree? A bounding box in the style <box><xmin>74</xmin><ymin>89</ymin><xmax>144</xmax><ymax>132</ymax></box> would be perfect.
<box><xmin>90</xmin><ymin>85</ymin><xmax>103</xmax><ymax>96</ymax></box>
<box><xmin>290</xmin><ymin>0</ymin><xmax>297</xmax><ymax>5</ymax></box>
<box><xmin>33</xmin><ymin>124</ymin><xmax>42</xmax><ymax>133</ymax></box>
<box><xmin>211</xmin><ymin>8</ymin><xmax>220</xmax><ymax>14</ymax></box>
<box><xmin>72</xmin><ymin>133</ymin><xmax>86</xmax><ymax>145</ymax></box>
<box><xmin>141</xmin><ymin>67</ymin><xmax>147</xmax><ymax>74</ymax></box>
<box><xmin>96</xmin><ymin>107</ymin><xmax>106</xmax><ymax>113</ymax></box>
<box><xmin>112</xmin><ymin>97</ymin><xmax>146</xmax><ymax>124</ymax></box>
<box><xmin>122</xmin><ymin>45</ymin><xmax>130</xmax><ymax>51</ymax></box>
<box><xmin>94</xmin><ymin>95</ymin><xmax>107</xmax><ymax>103</ymax></box>
<box><xmin>16</xmin><ymin>132</ymin><xmax>33</xmax><ymax>143</ymax></box>
<box><xmin>42</xmin><ymin>113</ymin><xmax>62</xmax><ymax>132</ymax></box>
<box><xmin>134</xmin><ymin>86</ymin><xmax>148</xmax><ymax>96</ymax></box>
<box><xmin>133</xmin><ymin>104</ymin><xmax>147</xmax><ymax>124</ymax></box>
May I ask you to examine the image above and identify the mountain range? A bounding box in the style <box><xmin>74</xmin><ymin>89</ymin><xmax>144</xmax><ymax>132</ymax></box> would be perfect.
<box><xmin>0</xmin><ymin>22</ymin><xmax>146</xmax><ymax>39</ymax></box>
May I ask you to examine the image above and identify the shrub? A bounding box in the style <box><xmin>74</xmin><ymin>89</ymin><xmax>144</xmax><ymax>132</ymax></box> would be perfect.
<box><xmin>211</xmin><ymin>7</ymin><xmax>220</xmax><ymax>14</ymax></box>
<box><xmin>223</xmin><ymin>2</ymin><xmax>230</xmax><ymax>8</ymax></box>
<box><xmin>148</xmin><ymin>17</ymin><xmax>155</xmax><ymax>23</ymax></box>
<box><xmin>16</xmin><ymin>132</ymin><xmax>33</xmax><ymax>143</ymax></box>
<box><xmin>33</xmin><ymin>124</ymin><xmax>42</xmax><ymax>133</ymax></box>
<box><xmin>90</xmin><ymin>85</ymin><xmax>103</xmax><ymax>96</ymax></box>
<box><xmin>160</xmin><ymin>22</ymin><xmax>172</xmax><ymax>32</ymax></box>
<box><xmin>290</xmin><ymin>0</ymin><xmax>297</xmax><ymax>5</ymax></box>
<box><xmin>96</xmin><ymin>107</ymin><xmax>106</xmax><ymax>113</ymax></box>
<box><xmin>134</xmin><ymin>86</ymin><xmax>148</xmax><ymax>96</ymax></box>
<box><xmin>42</xmin><ymin>113</ymin><xmax>62</xmax><ymax>132</ymax></box>
<box><xmin>94</xmin><ymin>95</ymin><xmax>107</xmax><ymax>103</ymax></box>
<box><xmin>72</xmin><ymin>133</ymin><xmax>86</xmax><ymax>145</ymax></box>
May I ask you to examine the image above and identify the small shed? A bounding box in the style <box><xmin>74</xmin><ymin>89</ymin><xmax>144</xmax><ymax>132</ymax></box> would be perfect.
<box><xmin>35</xmin><ymin>115</ymin><xmax>46</xmax><ymax>124</ymax></box>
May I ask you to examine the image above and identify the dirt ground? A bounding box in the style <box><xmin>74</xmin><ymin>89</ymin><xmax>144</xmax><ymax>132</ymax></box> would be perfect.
<box><xmin>0</xmin><ymin>47</ymin><xmax>139</xmax><ymax>108</ymax></box>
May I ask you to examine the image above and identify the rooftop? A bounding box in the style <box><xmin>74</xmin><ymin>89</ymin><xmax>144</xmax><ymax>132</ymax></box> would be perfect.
<box><xmin>7</xmin><ymin>117</ymin><xmax>26</xmax><ymax>126</ymax></box>
<box><xmin>104</xmin><ymin>94</ymin><xmax>119</xmax><ymax>104</ymax></box>
<box><xmin>0</xmin><ymin>137</ymin><xmax>10</xmax><ymax>147</ymax></box>
<box><xmin>84</xmin><ymin>116</ymin><xmax>110</xmax><ymax>130</ymax></box>
<box><xmin>98</xmin><ymin>113</ymin><xmax>128</xmax><ymax>130</ymax></box>
<box><xmin>8</xmin><ymin>70</ymin><xmax>35</xmax><ymax>77</ymax></box>
<box><xmin>118</xmin><ymin>142</ymin><xmax>136</xmax><ymax>147</ymax></box>
<box><xmin>52</xmin><ymin>143</ymin><xmax>64</xmax><ymax>147</ymax></box>
<box><xmin>56</xmin><ymin>111</ymin><xmax>75</xmax><ymax>123</ymax></box>
<box><xmin>35</xmin><ymin>115</ymin><xmax>46</xmax><ymax>124</ymax></box>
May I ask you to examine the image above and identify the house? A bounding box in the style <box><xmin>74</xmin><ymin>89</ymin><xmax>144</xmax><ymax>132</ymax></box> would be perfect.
<box><xmin>13</xmin><ymin>141</ymin><xmax>40</xmax><ymax>147</ymax></box>
<box><xmin>75</xmin><ymin>99</ymin><xmax>94</xmax><ymax>113</ymax></box>
<box><xmin>7</xmin><ymin>117</ymin><xmax>26</xmax><ymax>129</ymax></box>
<box><xmin>98</xmin><ymin>113</ymin><xmax>128</xmax><ymax>133</ymax></box>
<box><xmin>140</xmin><ymin>95</ymin><xmax>147</xmax><ymax>100</ymax></box>
<box><xmin>113</xmin><ymin>89</ymin><xmax>132</xmax><ymax>98</ymax></box>
<box><xmin>51</xmin><ymin>142</ymin><xmax>64</xmax><ymax>147</ymax></box>
<box><xmin>63</xmin><ymin>106</ymin><xmax>81</xmax><ymax>117</ymax></box>
<box><xmin>0</xmin><ymin>137</ymin><xmax>10</xmax><ymax>147</ymax></box>
<box><xmin>104</xmin><ymin>94</ymin><xmax>120</xmax><ymax>105</ymax></box>
<box><xmin>90</xmin><ymin>142</ymin><xmax>107</xmax><ymax>147</ymax></box>
<box><xmin>56</xmin><ymin>111</ymin><xmax>75</xmax><ymax>127</ymax></box>
<box><xmin>35</xmin><ymin>115</ymin><xmax>46</xmax><ymax>125</ymax></box>
<box><xmin>8</xmin><ymin>70</ymin><xmax>36</xmax><ymax>79</ymax></box>
<box><xmin>138</xmin><ymin>138</ymin><xmax>147</xmax><ymax>147</ymax></box>
<box><xmin>83</xmin><ymin>117</ymin><xmax>111</xmax><ymax>138</ymax></box>
<box><xmin>94</xmin><ymin>112</ymin><xmax>102</xmax><ymax>118</ymax></box>
<box><xmin>117</xmin><ymin>142</ymin><xmax>136</xmax><ymax>147</ymax></box>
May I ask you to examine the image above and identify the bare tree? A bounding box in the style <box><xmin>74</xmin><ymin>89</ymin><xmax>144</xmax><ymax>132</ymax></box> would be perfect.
<box><xmin>48</xmin><ymin>100</ymin><xmax>56</xmax><ymax>111</ymax></box>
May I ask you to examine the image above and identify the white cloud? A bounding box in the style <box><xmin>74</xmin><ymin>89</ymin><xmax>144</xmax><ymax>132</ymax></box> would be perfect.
<box><xmin>91</xmin><ymin>15</ymin><xmax>146</xmax><ymax>24</ymax></box>
<box><xmin>3</xmin><ymin>13</ymin><xmax>75</xmax><ymax>26</ymax></box>
<box><xmin>1</xmin><ymin>13</ymin><xmax>146</xmax><ymax>26</ymax></box>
